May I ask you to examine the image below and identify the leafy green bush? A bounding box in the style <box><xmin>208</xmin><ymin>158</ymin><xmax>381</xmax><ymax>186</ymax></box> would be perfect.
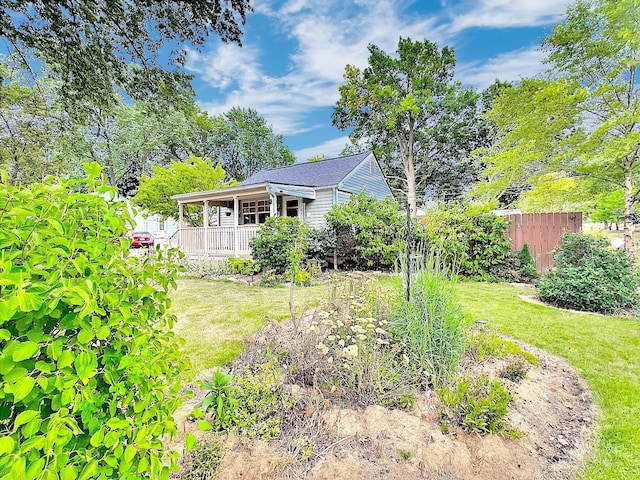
<box><xmin>438</xmin><ymin>375</ymin><xmax>512</xmax><ymax>434</ymax></box>
<box><xmin>324</xmin><ymin>193</ymin><xmax>403</xmax><ymax>270</ymax></box>
<box><xmin>250</xmin><ymin>217</ymin><xmax>311</xmax><ymax>274</ymax></box>
<box><xmin>420</xmin><ymin>205</ymin><xmax>512</xmax><ymax>280</ymax></box>
<box><xmin>538</xmin><ymin>233</ymin><xmax>640</xmax><ymax>314</ymax></box>
<box><xmin>0</xmin><ymin>164</ymin><xmax>188</xmax><ymax>480</ymax></box>
<box><xmin>228</xmin><ymin>257</ymin><xmax>256</xmax><ymax>275</ymax></box>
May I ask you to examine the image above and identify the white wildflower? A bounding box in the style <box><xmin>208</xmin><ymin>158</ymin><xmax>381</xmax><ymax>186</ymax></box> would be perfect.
<box><xmin>316</xmin><ymin>343</ymin><xmax>329</xmax><ymax>355</ymax></box>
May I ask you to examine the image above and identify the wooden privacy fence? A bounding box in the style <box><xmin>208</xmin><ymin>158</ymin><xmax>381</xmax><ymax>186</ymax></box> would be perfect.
<box><xmin>503</xmin><ymin>212</ymin><xmax>583</xmax><ymax>272</ymax></box>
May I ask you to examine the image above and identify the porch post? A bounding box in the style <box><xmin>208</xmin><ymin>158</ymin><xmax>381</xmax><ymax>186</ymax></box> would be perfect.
<box><xmin>233</xmin><ymin>196</ymin><xmax>239</xmax><ymax>256</ymax></box>
<box><xmin>178</xmin><ymin>202</ymin><xmax>183</xmax><ymax>248</ymax></box>
<box><xmin>203</xmin><ymin>200</ymin><xmax>209</xmax><ymax>254</ymax></box>
<box><xmin>270</xmin><ymin>193</ymin><xmax>277</xmax><ymax>217</ymax></box>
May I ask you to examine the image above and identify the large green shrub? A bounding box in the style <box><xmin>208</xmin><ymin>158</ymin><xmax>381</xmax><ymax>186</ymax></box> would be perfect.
<box><xmin>249</xmin><ymin>217</ymin><xmax>311</xmax><ymax>274</ymax></box>
<box><xmin>538</xmin><ymin>232</ymin><xmax>640</xmax><ymax>314</ymax></box>
<box><xmin>325</xmin><ymin>193</ymin><xmax>403</xmax><ymax>270</ymax></box>
<box><xmin>0</xmin><ymin>164</ymin><xmax>188</xmax><ymax>480</ymax></box>
<box><xmin>420</xmin><ymin>206</ymin><xmax>512</xmax><ymax>280</ymax></box>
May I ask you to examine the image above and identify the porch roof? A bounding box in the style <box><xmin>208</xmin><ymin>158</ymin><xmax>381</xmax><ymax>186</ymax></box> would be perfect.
<box><xmin>171</xmin><ymin>182</ymin><xmax>316</xmax><ymax>206</ymax></box>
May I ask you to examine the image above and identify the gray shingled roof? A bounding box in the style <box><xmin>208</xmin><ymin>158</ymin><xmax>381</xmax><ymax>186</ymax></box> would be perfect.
<box><xmin>240</xmin><ymin>152</ymin><xmax>371</xmax><ymax>188</ymax></box>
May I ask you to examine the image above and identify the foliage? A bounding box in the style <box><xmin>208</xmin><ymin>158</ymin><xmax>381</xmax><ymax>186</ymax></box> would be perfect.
<box><xmin>333</xmin><ymin>37</ymin><xmax>489</xmax><ymax>212</ymax></box>
<box><xmin>196</xmin><ymin>107</ymin><xmax>296</xmax><ymax>182</ymax></box>
<box><xmin>538</xmin><ymin>232</ymin><xmax>640</xmax><ymax>314</ymax></box>
<box><xmin>0</xmin><ymin>164</ymin><xmax>188</xmax><ymax>479</ymax></box>
<box><xmin>0</xmin><ymin>0</ymin><xmax>251</xmax><ymax>117</ymax></box>
<box><xmin>196</xmin><ymin>370</ymin><xmax>238</xmax><ymax>432</ymax></box>
<box><xmin>474</xmin><ymin>0</ymin><xmax>640</xmax><ymax>253</ymax></box>
<box><xmin>133</xmin><ymin>156</ymin><xmax>233</xmax><ymax>226</ymax></box>
<box><xmin>178</xmin><ymin>258</ymin><xmax>233</xmax><ymax>278</ymax></box>
<box><xmin>466</xmin><ymin>332</ymin><xmax>539</xmax><ymax>367</ymax></box>
<box><xmin>228</xmin><ymin>258</ymin><xmax>256</xmax><ymax>275</ymax></box>
<box><xmin>420</xmin><ymin>205</ymin><xmax>512</xmax><ymax>280</ymax></box>
<box><xmin>590</xmin><ymin>190</ymin><xmax>624</xmax><ymax>226</ymax></box>
<box><xmin>197</xmin><ymin>369</ymin><xmax>284</xmax><ymax>441</ymax></box>
<box><xmin>438</xmin><ymin>374</ymin><xmax>512</xmax><ymax>434</ymax></box>
<box><xmin>499</xmin><ymin>356</ymin><xmax>531</xmax><ymax>383</ymax></box>
<box><xmin>324</xmin><ymin>193</ymin><xmax>404</xmax><ymax>270</ymax></box>
<box><xmin>180</xmin><ymin>438</ymin><xmax>224</xmax><ymax>480</ymax></box>
<box><xmin>0</xmin><ymin>58</ymin><xmax>62</xmax><ymax>185</ymax></box>
<box><xmin>250</xmin><ymin>217</ymin><xmax>311</xmax><ymax>274</ymax></box>
<box><xmin>391</xmin><ymin>261</ymin><xmax>470</xmax><ymax>387</ymax></box>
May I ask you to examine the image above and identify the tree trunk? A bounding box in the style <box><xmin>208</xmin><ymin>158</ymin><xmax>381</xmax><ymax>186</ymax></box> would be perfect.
<box><xmin>623</xmin><ymin>169</ymin><xmax>636</xmax><ymax>256</ymax></box>
<box><xmin>405</xmin><ymin>159</ymin><xmax>417</xmax><ymax>218</ymax></box>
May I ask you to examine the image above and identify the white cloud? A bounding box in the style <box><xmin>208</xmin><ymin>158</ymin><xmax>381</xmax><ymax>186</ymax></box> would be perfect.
<box><xmin>448</xmin><ymin>0</ymin><xmax>572</xmax><ymax>32</ymax></box>
<box><xmin>187</xmin><ymin>0</ymin><xmax>444</xmax><ymax>136</ymax></box>
<box><xmin>293</xmin><ymin>135</ymin><xmax>353</xmax><ymax>162</ymax></box>
<box><xmin>457</xmin><ymin>47</ymin><xmax>547</xmax><ymax>90</ymax></box>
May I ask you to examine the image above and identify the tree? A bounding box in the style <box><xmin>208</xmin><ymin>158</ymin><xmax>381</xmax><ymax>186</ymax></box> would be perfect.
<box><xmin>0</xmin><ymin>58</ymin><xmax>63</xmax><ymax>184</ymax></box>
<box><xmin>474</xmin><ymin>0</ymin><xmax>640</xmax><ymax>253</ymax></box>
<box><xmin>333</xmin><ymin>37</ymin><xmax>486</xmax><ymax>215</ymax></box>
<box><xmin>194</xmin><ymin>107</ymin><xmax>296</xmax><ymax>182</ymax></box>
<box><xmin>0</xmin><ymin>0</ymin><xmax>252</xmax><ymax>117</ymax></box>
<box><xmin>132</xmin><ymin>156</ymin><xmax>233</xmax><ymax>225</ymax></box>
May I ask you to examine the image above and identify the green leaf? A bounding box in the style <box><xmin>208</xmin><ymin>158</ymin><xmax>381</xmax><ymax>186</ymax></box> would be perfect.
<box><xmin>57</xmin><ymin>350</ymin><xmax>75</xmax><ymax>369</ymax></box>
<box><xmin>185</xmin><ymin>433</ymin><xmax>197</xmax><ymax>452</ymax></box>
<box><xmin>74</xmin><ymin>351</ymin><xmax>97</xmax><ymax>384</ymax></box>
<box><xmin>17</xmin><ymin>290</ymin><xmax>43</xmax><ymax>312</ymax></box>
<box><xmin>12</xmin><ymin>341</ymin><xmax>40</xmax><ymax>362</ymax></box>
<box><xmin>0</xmin><ymin>329</ymin><xmax>10</xmax><ymax>341</ymax></box>
<box><xmin>90</xmin><ymin>428</ymin><xmax>104</xmax><ymax>447</ymax></box>
<box><xmin>124</xmin><ymin>444</ymin><xmax>137</xmax><ymax>463</ymax></box>
<box><xmin>0</xmin><ymin>436</ymin><xmax>15</xmax><ymax>455</ymax></box>
<box><xmin>60</xmin><ymin>465</ymin><xmax>78</xmax><ymax>480</ymax></box>
<box><xmin>77</xmin><ymin>329</ymin><xmax>94</xmax><ymax>344</ymax></box>
<box><xmin>96</xmin><ymin>325</ymin><xmax>110</xmax><ymax>340</ymax></box>
<box><xmin>12</xmin><ymin>376</ymin><xmax>36</xmax><ymax>402</ymax></box>
<box><xmin>197</xmin><ymin>421</ymin><xmax>213</xmax><ymax>431</ymax></box>
<box><xmin>78</xmin><ymin>460</ymin><xmax>98</xmax><ymax>480</ymax></box>
<box><xmin>14</xmin><ymin>410</ymin><xmax>39</xmax><ymax>429</ymax></box>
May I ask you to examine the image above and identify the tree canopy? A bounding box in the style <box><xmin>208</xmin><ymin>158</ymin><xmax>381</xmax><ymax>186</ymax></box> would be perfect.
<box><xmin>132</xmin><ymin>156</ymin><xmax>233</xmax><ymax>226</ymax></box>
<box><xmin>0</xmin><ymin>0</ymin><xmax>252</xmax><ymax>116</ymax></box>
<box><xmin>473</xmin><ymin>0</ymin><xmax>639</xmax><ymax>252</ymax></box>
<box><xmin>193</xmin><ymin>107</ymin><xmax>296</xmax><ymax>182</ymax></box>
<box><xmin>333</xmin><ymin>37</ymin><xmax>489</xmax><ymax>215</ymax></box>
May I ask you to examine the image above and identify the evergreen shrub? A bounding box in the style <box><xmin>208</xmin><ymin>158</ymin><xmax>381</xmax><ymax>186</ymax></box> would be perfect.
<box><xmin>538</xmin><ymin>232</ymin><xmax>640</xmax><ymax>314</ymax></box>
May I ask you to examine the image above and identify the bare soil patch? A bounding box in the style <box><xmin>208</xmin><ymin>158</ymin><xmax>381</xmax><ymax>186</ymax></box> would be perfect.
<box><xmin>173</xmin><ymin>335</ymin><xmax>596</xmax><ymax>480</ymax></box>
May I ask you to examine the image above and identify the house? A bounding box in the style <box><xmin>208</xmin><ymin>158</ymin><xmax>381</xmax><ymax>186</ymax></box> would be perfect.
<box><xmin>170</xmin><ymin>151</ymin><xmax>393</xmax><ymax>257</ymax></box>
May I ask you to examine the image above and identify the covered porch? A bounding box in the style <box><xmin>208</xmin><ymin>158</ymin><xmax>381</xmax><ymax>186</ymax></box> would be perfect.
<box><xmin>170</xmin><ymin>182</ymin><xmax>315</xmax><ymax>257</ymax></box>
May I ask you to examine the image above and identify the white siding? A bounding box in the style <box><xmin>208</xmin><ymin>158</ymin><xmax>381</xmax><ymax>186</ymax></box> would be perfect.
<box><xmin>340</xmin><ymin>157</ymin><xmax>393</xmax><ymax>200</ymax></box>
<box><xmin>304</xmin><ymin>188</ymin><xmax>334</xmax><ymax>229</ymax></box>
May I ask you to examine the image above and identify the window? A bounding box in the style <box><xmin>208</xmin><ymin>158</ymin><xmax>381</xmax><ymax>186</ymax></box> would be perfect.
<box><xmin>286</xmin><ymin>199</ymin><xmax>298</xmax><ymax>218</ymax></box>
<box><xmin>242</xmin><ymin>200</ymin><xmax>271</xmax><ymax>224</ymax></box>
<box><xmin>159</xmin><ymin>219</ymin><xmax>166</xmax><ymax>231</ymax></box>
<box><xmin>258</xmin><ymin>200</ymin><xmax>270</xmax><ymax>223</ymax></box>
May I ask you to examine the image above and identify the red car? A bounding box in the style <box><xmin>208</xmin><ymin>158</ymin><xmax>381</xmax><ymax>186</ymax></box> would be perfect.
<box><xmin>130</xmin><ymin>231</ymin><xmax>155</xmax><ymax>248</ymax></box>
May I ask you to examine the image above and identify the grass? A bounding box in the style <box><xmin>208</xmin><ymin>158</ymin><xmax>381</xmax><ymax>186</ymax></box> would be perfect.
<box><xmin>455</xmin><ymin>282</ymin><xmax>640</xmax><ymax>480</ymax></box>
<box><xmin>169</xmin><ymin>277</ymin><xmax>326</xmax><ymax>372</ymax></box>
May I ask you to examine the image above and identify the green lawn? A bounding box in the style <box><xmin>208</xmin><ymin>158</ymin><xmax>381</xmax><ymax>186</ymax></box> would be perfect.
<box><xmin>455</xmin><ymin>282</ymin><xmax>640</xmax><ymax>480</ymax></box>
<box><xmin>169</xmin><ymin>277</ymin><xmax>327</xmax><ymax>372</ymax></box>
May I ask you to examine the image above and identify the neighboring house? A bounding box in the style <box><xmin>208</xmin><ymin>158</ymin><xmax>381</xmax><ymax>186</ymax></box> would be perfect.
<box><xmin>170</xmin><ymin>151</ymin><xmax>393</xmax><ymax>257</ymax></box>
<box><xmin>129</xmin><ymin>207</ymin><xmax>178</xmax><ymax>246</ymax></box>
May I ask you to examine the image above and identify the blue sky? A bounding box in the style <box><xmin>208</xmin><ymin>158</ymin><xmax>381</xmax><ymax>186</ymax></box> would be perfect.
<box><xmin>184</xmin><ymin>0</ymin><xmax>574</xmax><ymax>161</ymax></box>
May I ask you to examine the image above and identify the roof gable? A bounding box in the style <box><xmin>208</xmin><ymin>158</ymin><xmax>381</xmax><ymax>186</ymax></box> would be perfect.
<box><xmin>240</xmin><ymin>152</ymin><xmax>372</xmax><ymax>188</ymax></box>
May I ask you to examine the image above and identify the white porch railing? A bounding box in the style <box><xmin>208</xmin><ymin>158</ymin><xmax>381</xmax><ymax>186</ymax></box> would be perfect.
<box><xmin>169</xmin><ymin>225</ymin><xmax>259</xmax><ymax>257</ymax></box>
